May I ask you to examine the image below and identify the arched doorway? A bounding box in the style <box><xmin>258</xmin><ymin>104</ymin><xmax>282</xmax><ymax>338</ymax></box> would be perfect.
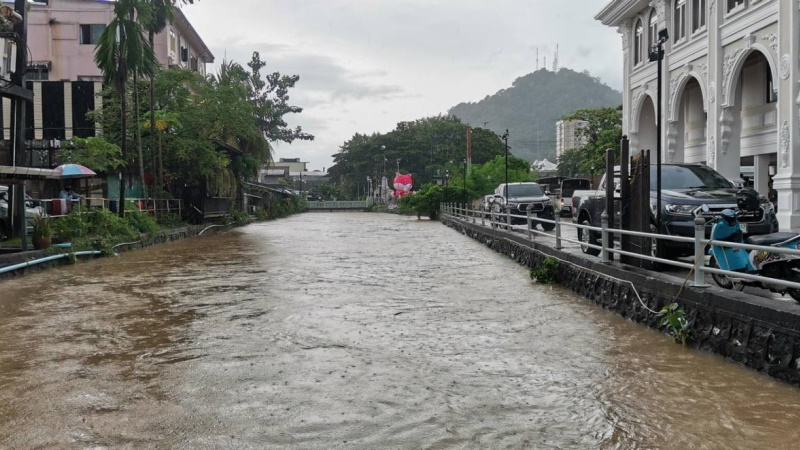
<box><xmin>672</xmin><ymin>77</ymin><xmax>706</xmax><ymax>164</ymax></box>
<box><xmin>635</xmin><ymin>95</ymin><xmax>657</xmax><ymax>157</ymax></box>
<box><xmin>721</xmin><ymin>50</ymin><xmax>777</xmax><ymax>191</ymax></box>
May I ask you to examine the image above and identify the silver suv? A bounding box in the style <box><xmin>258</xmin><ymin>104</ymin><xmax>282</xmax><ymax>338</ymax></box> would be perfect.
<box><xmin>0</xmin><ymin>186</ymin><xmax>44</xmax><ymax>239</ymax></box>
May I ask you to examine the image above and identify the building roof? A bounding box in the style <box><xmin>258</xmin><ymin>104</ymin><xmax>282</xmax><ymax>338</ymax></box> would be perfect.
<box><xmin>595</xmin><ymin>0</ymin><xmax>650</xmax><ymax>26</ymax></box>
<box><xmin>173</xmin><ymin>7</ymin><xmax>214</xmax><ymax>63</ymax></box>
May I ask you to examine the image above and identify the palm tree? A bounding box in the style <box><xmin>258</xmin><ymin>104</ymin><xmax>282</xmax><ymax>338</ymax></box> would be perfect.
<box><xmin>94</xmin><ymin>0</ymin><xmax>158</xmax><ymax>217</ymax></box>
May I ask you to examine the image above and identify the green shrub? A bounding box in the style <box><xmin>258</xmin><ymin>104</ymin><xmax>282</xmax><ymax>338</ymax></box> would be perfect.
<box><xmin>125</xmin><ymin>209</ymin><xmax>159</xmax><ymax>235</ymax></box>
<box><xmin>158</xmin><ymin>212</ymin><xmax>184</xmax><ymax>228</ymax></box>
<box><xmin>52</xmin><ymin>211</ymin><xmax>89</xmax><ymax>242</ymax></box>
<box><xmin>254</xmin><ymin>208</ymin><xmax>268</xmax><ymax>221</ymax></box>
<box><xmin>530</xmin><ymin>257</ymin><xmax>559</xmax><ymax>284</ymax></box>
<box><xmin>227</xmin><ymin>209</ymin><xmax>250</xmax><ymax>226</ymax></box>
<box><xmin>658</xmin><ymin>303</ymin><xmax>692</xmax><ymax>345</ymax></box>
<box><xmin>87</xmin><ymin>209</ymin><xmax>138</xmax><ymax>239</ymax></box>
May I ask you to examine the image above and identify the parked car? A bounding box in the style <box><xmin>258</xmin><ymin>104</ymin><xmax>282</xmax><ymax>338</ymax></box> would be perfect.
<box><xmin>0</xmin><ymin>186</ymin><xmax>44</xmax><ymax>239</ymax></box>
<box><xmin>558</xmin><ymin>178</ymin><xmax>591</xmax><ymax>217</ymax></box>
<box><xmin>571</xmin><ymin>164</ymin><xmax>779</xmax><ymax>257</ymax></box>
<box><xmin>491</xmin><ymin>182</ymin><xmax>556</xmax><ymax>230</ymax></box>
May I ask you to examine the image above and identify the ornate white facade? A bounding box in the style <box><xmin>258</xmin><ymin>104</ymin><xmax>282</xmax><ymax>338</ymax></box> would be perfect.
<box><xmin>596</xmin><ymin>0</ymin><xmax>800</xmax><ymax>231</ymax></box>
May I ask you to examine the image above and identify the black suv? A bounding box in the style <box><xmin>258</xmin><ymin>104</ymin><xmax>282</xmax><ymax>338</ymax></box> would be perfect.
<box><xmin>491</xmin><ymin>182</ymin><xmax>555</xmax><ymax>230</ymax></box>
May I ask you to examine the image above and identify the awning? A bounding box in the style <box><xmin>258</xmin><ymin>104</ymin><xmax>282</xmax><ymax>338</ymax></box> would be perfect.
<box><xmin>0</xmin><ymin>165</ymin><xmax>59</xmax><ymax>182</ymax></box>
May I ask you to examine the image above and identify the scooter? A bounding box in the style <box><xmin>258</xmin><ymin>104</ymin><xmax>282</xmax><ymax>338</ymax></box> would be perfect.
<box><xmin>706</xmin><ymin>207</ymin><xmax>800</xmax><ymax>302</ymax></box>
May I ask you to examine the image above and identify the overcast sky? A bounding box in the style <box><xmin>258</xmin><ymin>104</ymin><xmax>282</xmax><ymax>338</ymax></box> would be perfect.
<box><xmin>180</xmin><ymin>0</ymin><xmax>622</xmax><ymax>171</ymax></box>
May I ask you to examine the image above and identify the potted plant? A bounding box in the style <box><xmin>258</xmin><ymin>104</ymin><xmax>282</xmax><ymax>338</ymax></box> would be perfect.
<box><xmin>32</xmin><ymin>214</ymin><xmax>52</xmax><ymax>250</ymax></box>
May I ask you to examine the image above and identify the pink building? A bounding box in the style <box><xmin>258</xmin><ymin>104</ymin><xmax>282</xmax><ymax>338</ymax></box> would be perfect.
<box><xmin>22</xmin><ymin>0</ymin><xmax>213</xmax><ymax>81</ymax></box>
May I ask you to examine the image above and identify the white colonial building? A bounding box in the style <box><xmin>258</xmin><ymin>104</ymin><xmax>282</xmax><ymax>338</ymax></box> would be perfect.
<box><xmin>596</xmin><ymin>0</ymin><xmax>800</xmax><ymax>231</ymax></box>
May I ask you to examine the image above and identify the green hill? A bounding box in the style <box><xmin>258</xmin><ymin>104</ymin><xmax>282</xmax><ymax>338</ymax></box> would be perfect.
<box><xmin>448</xmin><ymin>68</ymin><xmax>622</xmax><ymax>163</ymax></box>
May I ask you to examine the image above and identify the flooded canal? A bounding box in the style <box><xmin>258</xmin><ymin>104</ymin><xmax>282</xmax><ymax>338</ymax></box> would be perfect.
<box><xmin>2</xmin><ymin>212</ymin><xmax>800</xmax><ymax>448</ymax></box>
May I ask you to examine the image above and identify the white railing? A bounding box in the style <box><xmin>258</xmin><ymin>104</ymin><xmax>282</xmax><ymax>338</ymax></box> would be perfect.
<box><xmin>307</xmin><ymin>201</ymin><xmax>369</xmax><ymax>209</ymax></box>
<box><xmin>440</xmin><ymin>202</ymin><xmax>800</xmax><ymax>292</ymax></box>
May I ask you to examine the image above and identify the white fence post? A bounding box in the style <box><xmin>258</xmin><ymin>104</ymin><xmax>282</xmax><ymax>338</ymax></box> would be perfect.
<box><xmin>555</xmin><ymin>213</ymin><xmax>562</xmax><ymax>250</ymax></box>
<box><xmin>693</xmin><ymin>217</ymin><xmax>709</xmax><ymax>287</ymax></box>
<box><xmin>601</xmin><ymin>211</ymin><xmax>611</xmax><ymax>263</ymax></box>
<box><xmin>526</xmin><ymin>208</ymin><xmax>532</xmax><ymax>240</ymax></box>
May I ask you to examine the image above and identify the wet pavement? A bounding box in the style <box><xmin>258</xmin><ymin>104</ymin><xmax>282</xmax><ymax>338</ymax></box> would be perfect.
<box><xmin>2</xmin><ymin>212</ymin><xmax>800</xmax><ymax>448</ymax></box>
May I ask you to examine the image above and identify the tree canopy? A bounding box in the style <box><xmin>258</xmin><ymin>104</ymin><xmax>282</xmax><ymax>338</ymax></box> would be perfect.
<box><xmin>556</xmin><ymin>106</ymin><xmax>622</xmax><ymax>177</ymax></box>
<box><xmin>328</xmin><ymin>115</ymin><xmax>505</xmax><ymax>199</ymax></box>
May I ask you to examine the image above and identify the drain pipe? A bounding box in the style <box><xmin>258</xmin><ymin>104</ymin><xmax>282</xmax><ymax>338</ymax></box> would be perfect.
<box><xmin>111</xmin><ymin>241</ymin><xmax>141</xmax><ymax>252</ymax></box>
<box><xmin>0</xmin><ymin>250</ymin><xmax>102</xmax><ymax>275</ymax></box>
<box><xmin>198</xmin><ymin>224</ymin><xmax>224</xmax><ymax>236</ymax></box>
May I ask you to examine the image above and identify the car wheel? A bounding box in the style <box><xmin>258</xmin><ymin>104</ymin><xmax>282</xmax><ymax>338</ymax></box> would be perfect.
<box><xmin>579</xmin><ymin>217</ymin><xmax>600</xmax><ymax>256</ymax></box>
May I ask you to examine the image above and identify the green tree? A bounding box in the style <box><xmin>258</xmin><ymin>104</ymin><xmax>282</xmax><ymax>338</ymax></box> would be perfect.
<box><xmin>57</xmin><ymin>137</ymin><xmax>125</xmax><ymax>173</ymax></box>
<box><xmin>559</xmin><ymin>106</ymin><xmax>622</xmax><ymax>177</ymax></box>
<box><xmin>329</xmin><ymin>115</ymin><xmax>505</xmax><ymax>199</ymax></box>
<box><xmin>95</xmin><ymin>0</ymin><xmax>158</xmax><ymax>217</ymax></box>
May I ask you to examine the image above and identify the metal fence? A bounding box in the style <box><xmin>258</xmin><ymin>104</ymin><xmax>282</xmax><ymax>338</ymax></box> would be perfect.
<box><xmin>42</xmin><ymin>197</ymin><xmax>183</xmax><ymax>219</ymax></box>
<box><xmin>440</xmin><ymin>202</ymin><xmax>800</xmax><ymax>293</ymax></box>
<box><xmin>307</xmin><ymin>201</ymin><xmax>370</xmax><ymax>210</ymax></box>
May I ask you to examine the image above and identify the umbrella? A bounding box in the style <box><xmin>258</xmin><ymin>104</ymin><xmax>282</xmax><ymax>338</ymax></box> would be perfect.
<box><xmin>52</xmin><ymin>163</ymin><xmax>96</xmax><ymax>179</ymax></box>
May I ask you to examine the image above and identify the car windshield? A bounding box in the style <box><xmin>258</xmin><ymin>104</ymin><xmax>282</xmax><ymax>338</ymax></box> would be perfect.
<box><xmin>506</xmin><ymin>184</ymin><xmax>543</xmax><ymax>197</ymax></box>
<box><xmin>651</xmin><ymin>166</ymin><xmax>733</xmax><ymax>190</ymax></box>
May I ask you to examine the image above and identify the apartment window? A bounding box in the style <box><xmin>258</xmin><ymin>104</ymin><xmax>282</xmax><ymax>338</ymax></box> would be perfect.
<box><xmin>79</xmin><ymin>24</ymin><xmax>105</xmax><ymax>45</ymax></box>
<box><xmin>648</xmin><ymin>9</ymin><xmax>658</xmax><ymax>56</ymax></box>
<box><xmin>727</xmin><ymin>0</ymin><xmax>745</xmax><ymax>13</ymax></box>
<box><xmin>634</xmin><ymin>19</ymin><xmax>643</xmax><ymax>65</ymax></box>
<box><xmin>674</xmin><ymin>0</ymin><xmax>686</xmax><ymax>41</ymax></box>
<box><xmin>692</xmin><ymin>0</ymin><xmax>706</xmax><ymax>31</ymax></box>
<box><xmin>169</xmin><ymin>30</ymin><xmax>177</xmax><ymax>53</ymax></box>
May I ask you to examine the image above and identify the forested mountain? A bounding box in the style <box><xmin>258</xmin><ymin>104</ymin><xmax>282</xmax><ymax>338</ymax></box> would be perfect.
<box><xmin>448</xmin><ymin>68</ymin><xmax>621</xmax><ymax>163</ymax></box>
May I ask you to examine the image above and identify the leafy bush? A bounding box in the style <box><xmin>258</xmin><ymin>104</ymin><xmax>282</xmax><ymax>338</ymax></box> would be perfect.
<box><xmin>398</xmin><ymin>183</ymin><xmax>461</xmax><ymax>219</ymax></box>
<box><xmin>227</xmin><ymin>209</ymin><xmax>250</xmax><ymax>226</ymax></box>
<box><xmin>125</xmin><ymin>209</ymin><xmax>159</xmax><ymax>235</ymax></box>
<box><xmin>658</xmin><ymin>303</ymin><xmax>692</xmax><ymax>345</ymax></box>
<box><xmin>530</xmin><ymin>257</ymin><xmax>559</xmax><ymax>284</ymax></box>
<box><xmin>86</xmin><ymin>209</ymin><xmax>138</xmax><ymax>239</ymax></box>
<box><xmin>158</xmin><ymin>212</ymin><xmax>184</xmax><ymax>228</ymax></box>
<box><xmin>52</xmin><ymin>211</ymin><xmax>89</xmax><ymax>242</ymax></box>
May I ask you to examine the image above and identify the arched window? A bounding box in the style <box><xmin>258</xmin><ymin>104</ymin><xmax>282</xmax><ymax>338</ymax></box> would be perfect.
<box><xmin>648</xmin><ymin>9</ymin><xmax>658</xmax><ymax>57</ymax></box>
<box><xmin>634</xmin><ymin>19</ymin><xmax>643</xmax><ymax>65</ymax></box>
<box><xmin>674</xmin><ymin>0</ymin><xmax>686</xmax><ymax>41</ymax></box>
<box><xmin>692</xmin><ymin>0</ymin><xmax>706</xmax><ymax>32</ymax></box>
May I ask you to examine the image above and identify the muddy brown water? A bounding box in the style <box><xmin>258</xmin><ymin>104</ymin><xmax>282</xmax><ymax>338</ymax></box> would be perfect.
<box><xmin>1</xmin><ymin>213</ymin><xmax>800</xmax><ymax>448</ymax></box>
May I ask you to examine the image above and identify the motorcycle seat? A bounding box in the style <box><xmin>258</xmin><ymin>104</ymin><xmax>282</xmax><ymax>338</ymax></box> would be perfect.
<box><xmin>745</xmin><ymin>232</ymin><xmax>799</xmax><ymax>246</ymax></box>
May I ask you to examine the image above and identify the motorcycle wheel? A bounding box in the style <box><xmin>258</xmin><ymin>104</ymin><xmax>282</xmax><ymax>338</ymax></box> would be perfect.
<box><xmin>709</xmin><ymin>256</ymin><xmax>744</xmax><ymax>291</ymax></box>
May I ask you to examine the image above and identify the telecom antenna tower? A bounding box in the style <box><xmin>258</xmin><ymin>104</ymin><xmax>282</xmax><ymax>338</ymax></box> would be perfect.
<box><xmin>553</xmin><ymin>44</ymin><xmax>559</xmax><ymax>71</ymax></box>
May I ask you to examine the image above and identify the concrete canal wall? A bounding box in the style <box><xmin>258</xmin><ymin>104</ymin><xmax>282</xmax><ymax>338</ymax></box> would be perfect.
<box><xmin>443</xmin><ymin>216</ymin><xmax>800</xmax><ymax>387</ymax></box>
<box><xmin>0</xmin><ymin>224</ymin><xmax>228</xmax><ymax>281</ymax></box>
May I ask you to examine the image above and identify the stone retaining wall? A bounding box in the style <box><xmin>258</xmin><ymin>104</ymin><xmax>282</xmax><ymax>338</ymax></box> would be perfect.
<box><xmin>444</xmin><ymin>216</ymin><xmax>800</xmax><ymax>386</ymax></box>
<box><xmin>0</xmin><ymin>224</ymin><xmax>229</xmax><ymax>280</ymax></box>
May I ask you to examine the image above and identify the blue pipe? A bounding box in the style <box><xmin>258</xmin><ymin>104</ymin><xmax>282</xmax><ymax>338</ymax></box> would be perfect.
<box><xmin>0</xmin><ymin>250</ymin><xmax>102</xmax><ymax>275</ymax></box>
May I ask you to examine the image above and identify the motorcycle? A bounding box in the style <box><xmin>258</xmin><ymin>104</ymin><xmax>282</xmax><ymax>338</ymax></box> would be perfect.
<box><xmin>705</xmin><ymin>202</ymin><xmax>800</xmax><ymax>302</ymax></box>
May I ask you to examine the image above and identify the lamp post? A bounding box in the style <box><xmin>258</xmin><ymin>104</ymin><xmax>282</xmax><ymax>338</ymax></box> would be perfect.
<box><xmin>379</xmin><ymin>144</ymin><xmax>386</xmax><ymax>203</ymax></box>
<box><xmin>649</xmin><ymin>29</ymin><xmax>668</xmax><ymax>229</ymax></box>
<box><xmin>462</xmin><ymin>158</ymin><xmax>467</xmax><ymax>204</ymax></box>
<box><xmin>502</xmin><ymin>130</ymin><xmax>509</xmax><ymax>197</ymax></box>
<box><xmin>445</xmin><ymin>170</ymin><xmax>450</xmax><ymax>187</ymax></box>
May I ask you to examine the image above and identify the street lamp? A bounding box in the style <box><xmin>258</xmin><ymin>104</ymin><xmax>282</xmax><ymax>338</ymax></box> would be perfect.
<box><xmin>379</xmin><ymin>144</ymin><xmax>386</xmax><ymax>203</ymax></box>
<box><xmin>445</xmin><ymin>169</ymin><xmax>450</xmax><ymax>187</ymax></box>
<box><xmin>649</xmin><ymin>29</ymin><xmax>668</xmax><ymax>229</ymax></box>
<box><xmin>502</xmin><ymin>130</ymin><xmax>509</xmax><ymax>197</ymax></box>
<box><xmin>462</xmin><ymin>158</ymin><xmax>467</xmax><ymax>204</ymax></box>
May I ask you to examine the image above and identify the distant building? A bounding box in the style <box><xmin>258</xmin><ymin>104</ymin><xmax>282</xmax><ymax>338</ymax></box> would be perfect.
<box><xmin>555</xmin><ymin>119</ymin><xmax>589</xmax><ymax>160</ymax></box>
